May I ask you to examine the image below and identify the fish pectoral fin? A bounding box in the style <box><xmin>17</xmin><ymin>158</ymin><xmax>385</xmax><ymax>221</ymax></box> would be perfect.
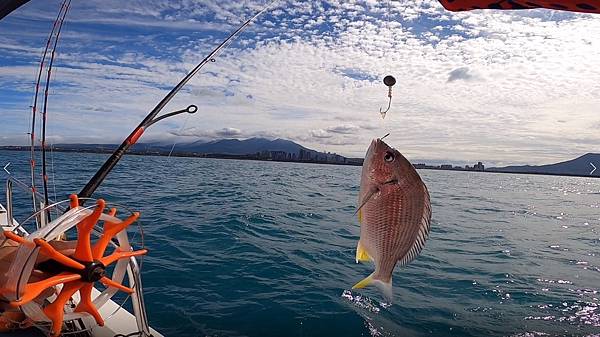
<box><xmin>355</xmin><ymin>241</ymin><xmax>372</xmax><ymax>263</ymax></box>
<box><xmin>354</xmin><ymin>187</ymin><xmax>379</xmax><ymax>216</ymax></box>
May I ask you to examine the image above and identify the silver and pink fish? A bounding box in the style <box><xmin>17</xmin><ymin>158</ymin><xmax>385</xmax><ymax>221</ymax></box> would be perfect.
<box><xmin>353</xmin><ymin>138</ymin><xmax>432</xmax><ymax>301</ymax></box>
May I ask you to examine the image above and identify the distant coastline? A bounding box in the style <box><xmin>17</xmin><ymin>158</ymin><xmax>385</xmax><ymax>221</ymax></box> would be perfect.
<box><xmin>0</xmin><ymin>145</ymin><xmax>483</xmax><ymax>171</ymax></box>
<box><xmin>1</xmin><ymin>145</ymin><xmax>598</xmax><ymax>179</ymax></box>
<box><xmin>0</xmin><ymin>145</ymin><xmax>364</xmax><ymax>167</ymax></box>
<box><xmin>0</xmin><ymin>145</ymin><xmax>481</xmax><ymax>171</ymax></box>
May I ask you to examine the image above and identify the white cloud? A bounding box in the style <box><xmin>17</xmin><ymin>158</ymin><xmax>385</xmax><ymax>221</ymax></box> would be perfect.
<box><xmin>310</xmin><ymin>129</ymin><xmax>333</xmax><ymax>139</ymax></box>
<box><xmin>326</xmin><ymin>124</ymin><xmax>361</xmax><ymax>135</ymax></box>
<box><xmin>0</xmin><ymin>0</ymin><xmax>599</xmax><ymax>165</ymax></box>
<box><xmin>170</xmin><ymin>127</ymin><xmax>242</xmax><ymax>138</ymax></box>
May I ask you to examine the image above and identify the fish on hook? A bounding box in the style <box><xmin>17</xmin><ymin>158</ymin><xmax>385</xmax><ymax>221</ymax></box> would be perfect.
<box><xmin>352</xmin><ymin>138</ymin><xmax>432</xmax><ymax>302</ymax></box>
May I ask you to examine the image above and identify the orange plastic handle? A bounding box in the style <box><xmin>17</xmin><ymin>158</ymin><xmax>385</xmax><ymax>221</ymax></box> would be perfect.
<box><xmin>92</xmin><ymin>212</ymin><xmax>139</xmax><ymax>259</ymax></box>
<box><xmin>10</xmin><ymin>273</ymin><xmax>80</xmax><ymax>307</ymax></box>
<box><xmin>69</xmin><ymin>194</ymin><xmax>79</xmax><ymax>209</ymax></box>
<box><xmin>34</xmin><ymin>239</ymin><xmax>84</xmax><ymax>270</ymax></box>
<box><xmin>100</xmin><ymin>249</ymin><xmax>148</xmax><ymax>266</ymax></box>
<box><xmin>73</xmin><ymin>199</ymin><xmax>105</xmax><ymax>262</ymax></box>
<box><xmin>44</xmin><ymin>281</ymin><xmax>83</xmax><ymax>337</ymax></box>
<box><xmin>3</xmin><ymin>231</ymin><xmax>32</xmax><ymax>247</ymax></box>
<box><xmin>100</xmin><ymin>276</ymin><xmax>133</xmax><ymax>294</ymax></box>
<box><xmin>75</xmin><ymin>284</ymin><xmax>104</xmax><ymax>327</ymax></box>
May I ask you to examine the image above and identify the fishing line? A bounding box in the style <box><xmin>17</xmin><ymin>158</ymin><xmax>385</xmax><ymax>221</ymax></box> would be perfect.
<box><xmin>164</xmin><ymin>2</ymin><xmax>272</xmax><ymax>159</ymax></box>
<box><xmin>167</xmin><ymin>111</ymin><xmax>193</xmax><ymax>158</ymax></box>
<box><xmin>387</xmin><ymin>0</ymin><xmax>392</xmax><ymax>47</ymax></box>
<box><xmin>378</xmin><ymin>0</ymin><xmax>396</xmax><ymax>119</ymax></box>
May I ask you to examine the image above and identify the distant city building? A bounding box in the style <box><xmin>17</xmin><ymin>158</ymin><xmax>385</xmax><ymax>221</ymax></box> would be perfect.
<box><xmin>298</xmin><ymin>149</ymin><xmax>305</xmax><ymax>160</ymax></box>
<box><xmin>270</xmin><ymin>151</ymin><xmax>287</xmax><ymax>161</ymax></box>
<box><xmin>346</xmin><ymin>158</ymin><xmax>364</xmax><ymax>165</ymax></box>
<box><xmin>440</xmin><ymin>164</ymin><xmax>453</xmax><ymax>169</ymax></box>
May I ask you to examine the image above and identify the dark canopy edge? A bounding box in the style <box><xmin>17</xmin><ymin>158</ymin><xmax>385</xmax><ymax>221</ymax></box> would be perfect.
<box><xmin>0</xmin><ymin>0</ymin><xmax>30</xmax><ymax>21</ymax></box>
<box><xmin>438</xmin><ymin>0</ymin><xmax>600</xmax><ymax>14</ymax></box>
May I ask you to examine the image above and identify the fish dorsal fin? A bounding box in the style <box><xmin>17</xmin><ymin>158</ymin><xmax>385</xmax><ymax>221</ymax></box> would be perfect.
<box><xmin>355</xmin><ymin>240</ymin><xmax>372</xmax><ymax>263</ymax></box>
<box><xmin>397</xmin><ymin>186</ymin><xmax>432</xmax><ymax>268</ymax></box>
<box><xmin>357</xmin><ymin>209</ymin><xmax>362</xmax><ymax>224</ymax></box>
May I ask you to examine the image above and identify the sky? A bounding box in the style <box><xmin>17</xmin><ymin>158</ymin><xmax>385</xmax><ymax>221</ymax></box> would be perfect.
<box><xmin>0</xmin><ymin>0</ymin><xmax>599</xmax><ymax>165</ymax></box>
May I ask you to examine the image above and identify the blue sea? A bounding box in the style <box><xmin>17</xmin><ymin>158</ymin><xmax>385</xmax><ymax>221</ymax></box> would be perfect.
<box><xmin>1</xmin><ymin>150</ymin><xmax>599</xmax><ymax>337</ymax></box>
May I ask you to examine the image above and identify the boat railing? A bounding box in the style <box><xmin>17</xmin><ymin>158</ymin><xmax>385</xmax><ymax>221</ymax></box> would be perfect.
<box><xmin>128</xmin><ymin>256</ymin><xmax>152</xmax><ymax>336</ymax></box>
<box><xmin>5</xmin><ymin>174</ymin><xmax>56</xmax><ymax>232</ymax></box>
<box><xmin>5</xmin><ymin>178</ymin><xmax>13</xmax><ymax>228</ymax></box>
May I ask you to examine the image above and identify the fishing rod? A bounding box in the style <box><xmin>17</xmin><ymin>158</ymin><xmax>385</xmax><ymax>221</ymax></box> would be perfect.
<box><xmin>40</xmin><ymin>0</ymin><xmax>71</xmax><ymax>223</ymax></box>
<box><xmin>29</xmin><ymin>0</ymin><xmax>69</xmax><ymax>227</ymax></box>
<box><xmin>77</xmin><ymin>3</ymin><xmax>274</xmax><ymax>202</ymax></box>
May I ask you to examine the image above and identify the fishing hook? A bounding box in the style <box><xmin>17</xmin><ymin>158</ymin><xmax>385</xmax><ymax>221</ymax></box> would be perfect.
<box><xmin>379</xmin><ymin>89</ymin><xmax>392</xmax><ymax>117</ymax></box>
<box><xmin>379</xmin><ymin>75</ymin><xmax>396</xmax><ymax>118</ymax></box>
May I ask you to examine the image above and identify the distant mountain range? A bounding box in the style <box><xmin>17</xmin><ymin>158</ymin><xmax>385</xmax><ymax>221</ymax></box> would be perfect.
<box><xmin>43</xmin><ymin>138</ymin><xmax>362</xmax><ymax>165</ymax></box>
<box><xmin>490</xmin><ymin>153</ymin><xmax>600</xmax><ymax>177</ymax></box>
<box><xmin>46</xmin><ymin>138</ymin><xmax>308</xmax><ymax>155</ymax></box>
<box><xmin>144</xmin><ymin>138</ymin><xmax>309</xmax><ymax>155</ymax></box>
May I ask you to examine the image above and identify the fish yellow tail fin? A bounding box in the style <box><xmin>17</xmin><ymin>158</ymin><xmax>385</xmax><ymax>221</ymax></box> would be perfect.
<box><xmin>352</xmin><ymin>273</ymin><xmax>393</xmax><ymax>303</ymax></box>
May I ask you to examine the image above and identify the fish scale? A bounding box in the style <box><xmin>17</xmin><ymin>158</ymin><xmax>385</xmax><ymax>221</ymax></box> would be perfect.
<box><xmin>353</xmin><ymin>138</ymin><xmax>432</xmax><ymax>301</ymax></box>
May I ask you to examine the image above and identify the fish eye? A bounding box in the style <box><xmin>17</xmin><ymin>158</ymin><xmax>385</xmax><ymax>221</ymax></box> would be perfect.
<box><xmin>384</xmin><ymin>151</ymin><xmax>395</xmax><ymax>163</ymax></box>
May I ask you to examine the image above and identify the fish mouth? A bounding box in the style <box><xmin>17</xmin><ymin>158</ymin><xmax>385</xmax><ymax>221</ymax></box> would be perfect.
<box><xmin>364</xmin><ymin>139</ymin><xmax>378</xmax><ymax>162</ymax></box>
<box><xmin>382</xmin><ymin>179</ymin><xmax>398</xmax><ymax>186</ymax></box>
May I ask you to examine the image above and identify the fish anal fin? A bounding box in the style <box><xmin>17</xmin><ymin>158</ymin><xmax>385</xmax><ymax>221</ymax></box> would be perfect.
<box><xmin>355</xmin><ymin>241</ymin><xmax>372</xmax><ymax>263</ymax></box>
